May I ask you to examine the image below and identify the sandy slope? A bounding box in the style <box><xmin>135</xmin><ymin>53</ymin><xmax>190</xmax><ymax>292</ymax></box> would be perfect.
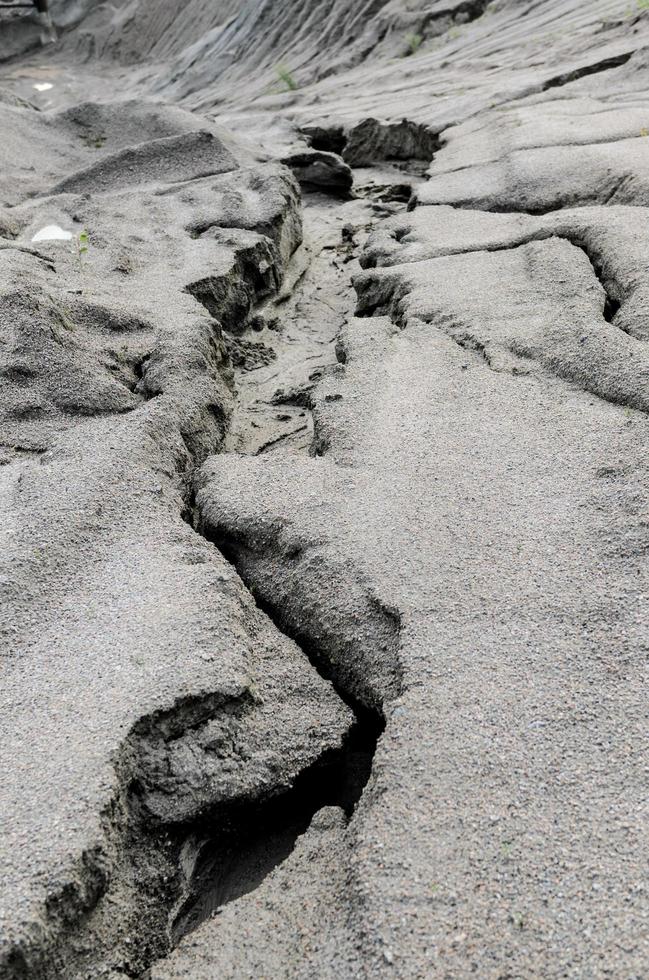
<box><xmin>2</xmin><ymin>0</ymin><xmax>649</xmax><ymax>977</ymax></box>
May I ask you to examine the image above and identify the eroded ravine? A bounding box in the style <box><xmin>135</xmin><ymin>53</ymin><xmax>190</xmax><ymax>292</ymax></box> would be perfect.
<box><xmin>153</xmin><ymin>172</ymin><xmax>410</xmax><ymax>966</ymax></box>
<box><xmin>112</xmin><ymin>166</ymin><xmax>408</xmax><ymax>978</ymax></box>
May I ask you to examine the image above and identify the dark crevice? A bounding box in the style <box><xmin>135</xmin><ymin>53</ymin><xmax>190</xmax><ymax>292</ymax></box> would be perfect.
<box><xmin>343</xmin><ymin>117</ymin><xmax>441</xmax><ymax>167</ymax></box>
<box><xmin>604</xmin><ymin>294</ymin><xmax>621</xmax><ymax>323</ymax></box>
<box><xmin>130</xmin><ymin>539</ymin><xmax>386</xmax><ymax>953</ymax></box>
<box><xmin>549</xmin><ymin>231</ymin><xmax>625</xmax><ymax>328</ymax></box>
<box><xmin>540</xmin><ymin>50</ymin><xmax>634</xmax><ymax>91</ymax></box>
<box><xmin>139</xmin><ymin>512</ymin><xmax>390</xmax><ymax>968</ymax></box>
<box><xmin>419</xmin><ymin>0</ymin><xmax>491</xmax><ymax>34</ymax></box>
<box><xmin>171</xmin><ymin>696</ymin><xmax>382</xmax><ymax>942</ymax></box>
<box><xmin>301</xmin><ymin>118</ymin><xmax>440</xmax><ymax>170</ymax></box>
<box><xmin>299</xmin><ymin>124</ymin><xmax>347</xmax><ymax>156</ymax></box>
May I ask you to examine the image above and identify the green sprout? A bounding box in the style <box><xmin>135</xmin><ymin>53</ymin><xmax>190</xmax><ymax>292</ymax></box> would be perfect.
<box><xmin>275</xmin><ymin>64</ymin><xmax>298</xmax><ymax>91</ymax></box>
<box><xmin>77</xmin><ymin>229</ymin><xmax>89</xmax><ymax>259</ymax></box>
<box><xmin>405</xmin><ymin>32</ymin><xmax>423</xmax><ymax>55</ymax></box>
<box><xmin>75</xmin><ymin>228</ymin><xmax>89</xmax><ymax>289</ymax></box>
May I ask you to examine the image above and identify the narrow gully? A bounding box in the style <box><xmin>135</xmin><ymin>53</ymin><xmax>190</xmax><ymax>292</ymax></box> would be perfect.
<box><xmin>222</xmin><ymin>188</ymin><xmax>375</xmax><ymax>456</ymax></box>
<box><xmin>222</xmin><ymin>140</ymin><xmax>436</xmax><ymax>459</ymax></box>
<box><xmin>150</xmin><ymin>163</ymin><xmax>413</xmax><ymax>963</ymax></box>
<box><xmin>157</xmin><ymin>525</ymin><xmax>387</xmax><ymax>956</ymax></box>
<box><xmin>139</xmin><ymin>144</ymin><xmax>426</xmax><ymax>972</ymax></box>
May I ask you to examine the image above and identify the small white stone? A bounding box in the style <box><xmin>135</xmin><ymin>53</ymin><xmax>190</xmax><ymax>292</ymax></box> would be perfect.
<box><xmin>31</xmin><ymin>224</ymin><xmax>74</xmax><ymax>243</ymax></box>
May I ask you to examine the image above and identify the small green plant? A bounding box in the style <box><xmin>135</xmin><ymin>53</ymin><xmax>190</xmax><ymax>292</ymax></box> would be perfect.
<box><xmin>77</xmin><ymin>229</ymin><xmax>89</xmax><ymax>264</ymax></box>
<box><xmin>404</xmin><ymin>32</ymin><xmax>423</xmax><ymax>55</ymax></box>
<box><xmin>637</xmin><ymin>0</ymin><xmax>649</xmax><ymax>10</ymax></box>
<box><xmin>275</xmin><ymin>64</ymin><xmax>298</xmax><ymax>91</ymax></box>
<box><xmin>80</xmin><ymin>132</ymin><xmax>106</xmax><ymax>149</ymax></box>
<box><xmin>74</xmin><ymin>229</ymin><xmax>90</xmax><ymax>291</ymax></box>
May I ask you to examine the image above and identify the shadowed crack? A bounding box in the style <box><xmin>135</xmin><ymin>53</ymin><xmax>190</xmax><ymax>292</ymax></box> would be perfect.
<box><xmin>185</xmin><ymin>237</ymin><xmax>282</xmax><ymax>335</ymax></box>
<box><xmin>130</xmin><ymin>510</ymin><xmax>395</xmax><ymax>974</ymax></box>
<box><xmin>555</xmin><ymin>233</ymin><xmax>624</xmax><ymax>326</ymax></box>
<box><xmin>540</xmin><ymin>50</ymin><xmax>634</xmax><ymax>91</ymax></box>
<box><xmin>301</xmin><ymin>118</ymin><xmax>441</xmax><ymax>169</ymax></box>
<box><xmin>195</xmin><ymin>504</ymin><xmax>402</xmax><ymax>713</ymax></box>
<box><xmin>168</xmin><ymin>663</ymin><xmax>383</xmax><ymax>944</ymax></box>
